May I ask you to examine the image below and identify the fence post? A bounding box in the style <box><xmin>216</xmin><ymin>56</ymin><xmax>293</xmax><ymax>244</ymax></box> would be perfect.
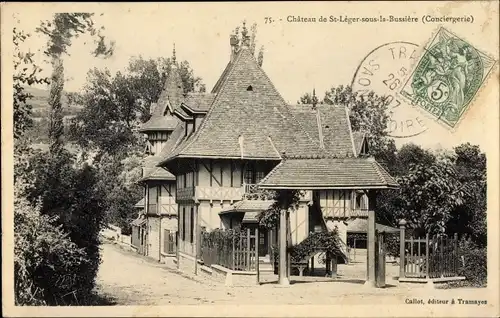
<box><xmin>246</xmin><ymin>227</ymin><xmax>251</xmax><ymax>271</ymax></box>
<box><xmin>440</xmin><ymin>235</ymin><xmax>444</xmax><ymax>278</ymax></box>
<box><xmin>454</xmin><ymin>233</ymin><xmax>458</xmax><ymax>275</ymax></box>
<box><xmin>256</xmin><ymin>227</ymin><xmax>260</xmax><ymax>283</ymax></box>
<box><xmin>232</xmin><ymin>235</ymin><xmax>235</xmax><ymax>270</ymax></box>
<box><xmin>398</xmin><ymin>219</ymin><xmax>407</xmax><ymax>279</ymax></box>
<box><xmin>425</xmin><ymin>233</ymin><xmax>430</xmax><ymax>279</ymax></box>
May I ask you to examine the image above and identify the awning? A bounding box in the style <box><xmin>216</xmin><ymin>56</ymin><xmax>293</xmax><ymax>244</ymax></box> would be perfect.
<box><xmin>131</xmin><ymin>216</ymin><xmax>146</xmax><ymax>227</ymax></box>
<box><xmin>219</xmin><ymin>200</ymin><xmax>275</xmax><ymax>215</ymax></box>
<box><xmin>242</xmin><ymin>211</ymin><xmax>259</xmax><ymax>224</ymax></box>
<box><xmin>134</xmin><ymin>198</ymin><xmax>145</xmax><ymax>209</ymax></box>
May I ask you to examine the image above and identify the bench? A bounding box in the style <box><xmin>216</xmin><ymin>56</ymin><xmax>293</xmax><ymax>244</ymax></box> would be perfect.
<box><xmin>291</xmin><ymin>259</ymin><xmax>309</xmax><ymax>276</ymax></box>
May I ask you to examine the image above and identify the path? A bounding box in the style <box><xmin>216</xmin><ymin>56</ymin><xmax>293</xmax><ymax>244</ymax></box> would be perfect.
<box><xmin>96</xmin><ymin>243</ymin><xmax>488</xmax><ymax>306</ymax></box>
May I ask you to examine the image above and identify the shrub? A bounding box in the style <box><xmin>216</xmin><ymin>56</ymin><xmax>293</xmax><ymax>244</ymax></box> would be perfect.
<box><xmin>457</xmin><ymin>239</ymin><xmax>487</xmax><ymax>287</ymax></box>
<box><xmin>14</xmin><ymin>194</ymin><xmax>88</xmax><ymax>305</ymax></box>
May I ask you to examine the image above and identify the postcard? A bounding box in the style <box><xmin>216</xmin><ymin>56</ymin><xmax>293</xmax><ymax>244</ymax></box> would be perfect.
<box><xmin>2</xmin><ymin>1</ymin><xmax>498</xmax><ymax>317</ymax></box>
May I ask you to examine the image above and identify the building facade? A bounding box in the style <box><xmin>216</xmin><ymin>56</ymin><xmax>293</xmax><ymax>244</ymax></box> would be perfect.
<box><xmin>145</xmin><ymin>23</ymin><xmax>397</xmax><ymax>273</ymax></box>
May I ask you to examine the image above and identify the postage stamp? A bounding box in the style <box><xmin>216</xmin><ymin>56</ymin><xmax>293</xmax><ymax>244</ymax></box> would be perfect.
<box><xmin>351</xmin><ymin>42</ymin><xmax>428</xmax><ymax>138</ymax></box>
<box><xmin>400</xmin><ymin>27</ymin><xmax>497</xmax><ymax>129</ymax></box>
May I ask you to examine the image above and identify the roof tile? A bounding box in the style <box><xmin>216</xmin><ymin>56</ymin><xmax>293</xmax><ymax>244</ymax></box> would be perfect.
<box><xmin>259</xmin><ymin>158</ymin><xmax>398</xmax><ymax>189</ymax></box>
<box><xmin>162</xmin><ymin>48</ymin><xmax>328</xmax><ymax>161</ymax></box>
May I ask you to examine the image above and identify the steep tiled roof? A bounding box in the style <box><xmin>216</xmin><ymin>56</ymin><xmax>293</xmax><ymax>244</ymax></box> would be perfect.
<box><xmin>182</xmin><ymin>93</ymin><xmax>216</xmax><ymax>113</ymax></box>
<box><xmin>211</xmin><ymin>62</ymin><xmax>233</xmax><ymax>93</ymax></box>
<box><xmin>347</xmin><ymin>218</ymin><xmax>399</xmax><ymax>234</ymax></box>
<box><xmin>139</xmin><ymin>64</ymin><xmax>184</xmax><ymax>132</ymax></box>
<box><xmin>139</xmin><ymin>115</ymin><xmax>179</xmax><ymax>132</ymax></box>
<box><xmin>259</xmin><ymin>157</ymin><xmax>398</xmax><ymax>189</ymax></box>
<box><xmin>289</xmin><ymin>104</ymin><xmax>356</xmax><ymax>157</ymax></box>
<box><xmin>140</xmin><ymin>156</ymin><xmax>175</xmax><ymax>181</ymax></box>
<box><xmin>161</xmin><ymin>47</ymin><xmax>327</xmax><ymax>162</ymax></box>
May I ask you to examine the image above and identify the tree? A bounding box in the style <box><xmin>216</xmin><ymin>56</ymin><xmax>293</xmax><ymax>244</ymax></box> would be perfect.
<box><xmin>448</xmin><ymin>143</ymin><xmax>486</xmax><ymax>246</ymax></box>
<box><xmin>20</xmin><ymin>13</ymin><xmax>114</xmax><ymax>303</ymax></box>
<box><xmin>394</xmin><ymin>159</ymin><xmax>467</xmax><ymax>236</ymax></box>
<box><xmin>36</xmin><ymin>13</ymin><xmax>113</xmax><ymax>155</ymax></box>
<box><xmin>375</xmin><ymin>143</ymin><xmax>437</xmax><ymax>227</ymax></box>
<box><xmin>68</xmin><ymin>56</ymin><xmax>205</xmax><ymax>157</ymax></box>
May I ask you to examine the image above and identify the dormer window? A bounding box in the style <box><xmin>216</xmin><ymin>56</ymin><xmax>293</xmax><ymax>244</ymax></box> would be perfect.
<box><xmin>246</xmin><ymin>85</ymin><xmax>253</xmax><ymax>91</ymax></box>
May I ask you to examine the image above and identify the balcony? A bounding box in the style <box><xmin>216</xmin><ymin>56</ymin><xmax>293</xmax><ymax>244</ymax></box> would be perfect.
<box><xmin>177</xmin><ymin>187</ymin><xmax>195</xmax><ymax>201</ymax></box>
<box><xmin>195</xmin><ymin>186</ymin><xmax>244</xmax><ymax>203</ymax></box>
<box><xmin>242</xmin><ymin>183</ymin><xmax>275</xmax><ymax>200</ymax></box>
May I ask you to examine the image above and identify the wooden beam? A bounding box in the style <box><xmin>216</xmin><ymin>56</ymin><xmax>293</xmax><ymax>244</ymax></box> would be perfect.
<box><xmin>365</xmin><ymin>209</ymin><xmax>376</xmax><ymax>287</ymax></box>
<box><xmin>278</xmin><ymin>208</ymin><xmax>289</xmax><ymax>286</ymax></box>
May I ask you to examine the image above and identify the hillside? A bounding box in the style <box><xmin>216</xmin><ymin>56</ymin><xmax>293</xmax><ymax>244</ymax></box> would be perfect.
<box><xmin>23</xmin><ymin>86</ymin><xmax>83</xmax><ymax>120</ymax></box>
<box><xmin>22</xmin><ymin>86</ymin><xmax>83</xmax><ymax>143</ymax></box>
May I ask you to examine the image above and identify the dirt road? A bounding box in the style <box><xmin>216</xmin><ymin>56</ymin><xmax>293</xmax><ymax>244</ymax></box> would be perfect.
<box><xmin>96</xmin><ymin>243</ymin><xmax>489</xmax><ymax>306</ymax></box>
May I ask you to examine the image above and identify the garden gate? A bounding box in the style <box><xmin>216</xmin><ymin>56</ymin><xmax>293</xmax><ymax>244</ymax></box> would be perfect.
<box><xmin>399</xmin><ymin>223</ymin><xmax>460</xmax><ymax>279</ymax></box>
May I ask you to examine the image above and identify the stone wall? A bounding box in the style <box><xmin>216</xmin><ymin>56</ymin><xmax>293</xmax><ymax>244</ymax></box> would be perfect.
<box><xmin>177</xmin><ymin>252</ymin><xmax>197</xmax><ymax>274</ymax></box>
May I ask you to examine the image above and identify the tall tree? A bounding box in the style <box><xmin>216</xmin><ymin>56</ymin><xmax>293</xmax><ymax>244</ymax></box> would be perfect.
<box><xmin>448</xmin><ymin>143</ymin><xmax>487</xmax><ymax>246</ymax></box>
<box><xmin>22</xmin><ymin>13</ymin><xmax>114</xmax><ymax>303</ymax></box>
<box><xmin>36</xmin><ymin>13</ymin><xmax>114</xmax><ymax>155</ymax></box>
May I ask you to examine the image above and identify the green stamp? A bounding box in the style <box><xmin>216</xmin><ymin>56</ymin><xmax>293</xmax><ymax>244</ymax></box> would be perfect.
<box><xmin>400</xmin><ymin>27</ymin><xmax>496</xmax><ymax>128</ymax></box>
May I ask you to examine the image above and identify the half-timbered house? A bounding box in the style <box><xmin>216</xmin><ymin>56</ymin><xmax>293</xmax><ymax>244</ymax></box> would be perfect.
<box><xmin>131</xmin><ymin>52</ymin><xmax>186</xmax><ymax>261</ymax></box>
<box><xmin>150</xmin><ymin>23</ymin><xmax>398</xmax><ymax>275</ymax></box>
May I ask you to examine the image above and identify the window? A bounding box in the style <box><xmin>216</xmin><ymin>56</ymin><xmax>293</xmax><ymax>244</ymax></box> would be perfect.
<box><xmin>353</xmin><ymin>192</ymin><xmax>368</xmax><ymax>210</ymax></box>
<box><xmin>177</xmin><ymin>174</ymin><xmax>185</xmax><ymax>189</ymax></box>
<box><xmin>244</xmin><ymin>166</ymin><xmax>254</xmax><ymax>184</ymax></box>
<box><xmin>148</xmin><ymin>186</ymin><xmax>158</xmax><ymax>214</ymax></box>
<box><xmin>244</xmin><ymin>164</ymin><xmax>266</xmax><ymax>184</ymax></box>
<box><xmin>186</xmin><ymin>171</ymin><xmax>194</xmax><ymax>188</ymax></box>
<box><xmin>255</xmin><ymin>171</ymin><xmax>265</xmax><ymax>184</ymax></box>
<box><xmin>247</xmin><ymin>85</ymin><xmax>253</xmax><ymax>91</ymax></box>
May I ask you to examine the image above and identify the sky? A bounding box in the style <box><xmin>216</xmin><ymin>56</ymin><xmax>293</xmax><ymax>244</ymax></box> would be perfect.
<box><xmin>10</xmin><ymin>2</ymin><xmax>499</xmax><ymax>151</ymax></box>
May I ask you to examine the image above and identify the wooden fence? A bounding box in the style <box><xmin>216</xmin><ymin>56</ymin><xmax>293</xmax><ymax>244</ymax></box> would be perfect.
<box><xmin>401</xmin><ymin>233</ymin><xmax>460</xmax><ymax>279</ymax></box>
<box><xmin>200</xmin><ymin>228</ymin><xmax>258</xmax><ymax>272</ymax></box>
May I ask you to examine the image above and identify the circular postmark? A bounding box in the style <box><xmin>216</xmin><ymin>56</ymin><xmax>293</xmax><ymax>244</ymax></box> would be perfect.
<box><xmin>351</xmin><ymin>42</ymin><xmax>428</xmax><ymax>138</ymax></box>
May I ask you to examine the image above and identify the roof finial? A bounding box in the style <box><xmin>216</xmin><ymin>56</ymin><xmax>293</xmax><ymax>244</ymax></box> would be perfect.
<box><xmin>172</xmin><ymin>43</ymin><xmax>177</xmax><ymax>64</ymax></box>
<box><xmin>312</xmin><ymin>88</ymin><xmax>318</xmax><ymax>109</ymax></box>
<box><xmin>242</xmin><ymin>20</ymin><xmax>248</xmax><ymax>38</ymax></box>
<box><xmin>241</xmin><ymin>20</ymin><xmax>250</xmax><ymax>48</ymax></box>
